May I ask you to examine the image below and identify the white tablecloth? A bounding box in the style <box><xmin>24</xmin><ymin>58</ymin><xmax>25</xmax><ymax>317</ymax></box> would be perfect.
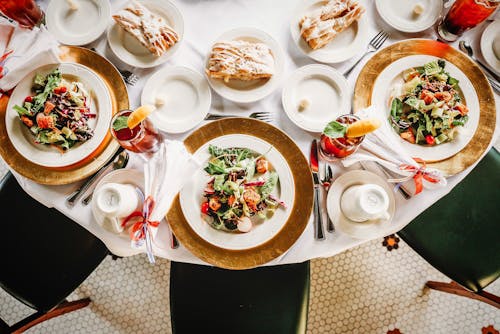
<box><xmin>8</xmin><ymin>0</ymin><xmax>500</xmax><ymax>266</ymax></box>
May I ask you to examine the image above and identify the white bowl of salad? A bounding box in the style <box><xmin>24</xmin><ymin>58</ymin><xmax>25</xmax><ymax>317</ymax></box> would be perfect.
<box><xmin>180</xmin><ymin>134</ymin><xmax>294</xmax><ymax>250</ymax></box>
<box><xmin>5</xmin><ymin>63</ymin><xmax>112</xmax><ymax>167</ymax></box>
<box><xmin>371</xmin><ymin>55</ymin><xmax>480</xmax><ymax>162</ymax></box>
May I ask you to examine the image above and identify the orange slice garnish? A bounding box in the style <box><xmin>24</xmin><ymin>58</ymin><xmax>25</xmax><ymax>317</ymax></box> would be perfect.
<box><xmin>346</xmin><ymin>118</ymin><xmax>381</xmax><ymax>138</ymax></box>
<box><xmin>127</xmin><ymin>105</ymin><xmax>155</xmax><ymax>129</ymax></box>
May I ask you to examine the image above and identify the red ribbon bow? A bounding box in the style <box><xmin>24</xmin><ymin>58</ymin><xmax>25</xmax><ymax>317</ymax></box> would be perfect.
<box><xmin>121</xmin><ymin>195</ymin><xmax>160</xmax><ymax>242</ymax></box>
<box><xmin>399</xmin><ymin>158</ymin><xmax>441</xmax><ymax>195</ymax></box>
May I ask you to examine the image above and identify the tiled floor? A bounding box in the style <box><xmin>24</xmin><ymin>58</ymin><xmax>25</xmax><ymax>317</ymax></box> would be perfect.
<box><xmin>1</xmin><ymin>159</ymin><xmax>499</xmax><ymax>334</ymax></box>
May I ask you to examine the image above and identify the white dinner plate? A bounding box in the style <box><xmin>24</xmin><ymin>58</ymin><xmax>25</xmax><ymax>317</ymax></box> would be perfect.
<box><xmin>141</xmin><ymin>66</ymin><xmax>211</xmax><ymax>134</ymax></box>
<box><xmin>205</xmin><ymin>27</ymin><xmax>285</xmax><ymax>103</ymax></box>
<box><xmin>107</xmin><ymin>0</ymin><xmax>184</xmax><ymax>68</ymax></box>
<box><xmin>375</xmin><ymin>0</ymin><xmax>442</xmax><ymax>33</ymax></box>
<box><xmin>327</xmin><ymin>169</ymin><xmax>395</xmax><ymax>240</ymax></box>
<box><xmin>91</xmin><ymin>169</ymin><xmax>144</xmax><ymax>237</ymax></box>
<box><xmin>179</xmin><ymin>134</ymin><xmax>294</xmax><ymax>250</ymax></box>
<box><xmin>480</xmin><ymin>20</ymin><xmax>500</xmax><ymax>76</ymax></box>
<box><xmin>289</xmin><ymin>0</ymin><xmax>369</xmax><ymax>63</ymax></box>
<box><xmin>282</xmin><ymin>64</ymin><xmax>350</xmax><ymax>133</ymax></box>
<box><xmin>46</xmin><ymin>0</ymin><xmax>111</xmax><ymax>45</ymax></box>
<box><xmin>371</xmin><ymin>55</ymin><xmax>480</xmax><ymax>162</ymax></box>
<box><xmin>5</xmin><ymin>62</ymin><xmax>112</xmax><ymax>168</ymax></box>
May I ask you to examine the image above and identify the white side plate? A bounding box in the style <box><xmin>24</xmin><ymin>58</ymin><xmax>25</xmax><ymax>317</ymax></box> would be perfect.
<box><xmin>6</xmin><ymin>62</ymin><xmax>112</xmax><ymax>168</ymax></box>
<box><xmin>290</xmin><ymin>0</ymin><xmax>369</xmax><ymax>63</ymax></box>
<box><xmin>46</xmin><ymin>0</ymin><xmax>111</xmax><ymax>45</ymax></box>
<box><xmin>375</xmin><ymin>0</ymin><xmax>442</xmax><ymax>33</ymax></box>
<box><xmin>371</xmin><ymin>55</ymin><xmax>480</xmax><ymax>162</ymax></box>
<box><xmin>179</xmin><ymin>134</ymin><xmax>294</xmax><ymax>250</ymax></box>
<box><xmin>480</xmin><ymin>20</ymin><xmax>500</xmax><ymax>76</ymax></box>
<box><xmin>205</xmin><ymin>27</ymin><xmax>285</xmax><ymax>103</ymax></box>
<box><xmin>141</xmin><ymin>66</ymin><xmax>211</xmax><ymax>134</ymax></box>
<box><xmin>282</xmin><ymin>64</ymin><xmax>350</xmax><ymax>133</ymax></box>
<box><xmin>107</xmin><ymin>0</ymin><xmax>184</xmax><ymax>68</ymax></box>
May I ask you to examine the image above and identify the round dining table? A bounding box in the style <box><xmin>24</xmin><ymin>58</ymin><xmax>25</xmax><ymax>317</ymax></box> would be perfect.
<box><xmin>6</xmin><ymin>0</ymin><xmax>500</xmax><ymax>268</ymax></box>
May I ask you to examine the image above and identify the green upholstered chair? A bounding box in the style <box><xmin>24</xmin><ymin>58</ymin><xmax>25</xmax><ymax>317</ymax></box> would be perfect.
<box><xmin>398</xmin><ymin>148</ymin><xmax>500</xmax><ymax>308</ymax></box>
<box><xmin>169</xmin><ymin>260</ymin><xmax>310</xmax><ymax>334</ymax></box>
<box><xmin>0</xmin><ymin>172</ymin><xmax>111</xmax><ymax>333</ymax></box>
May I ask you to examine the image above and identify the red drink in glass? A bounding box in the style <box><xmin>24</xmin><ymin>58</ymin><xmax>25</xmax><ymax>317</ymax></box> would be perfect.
<box><xmin>110</xmin><ymin>110</ymin><xmax>164</xmax><ymax>155</ymax></box>
<box><xmin>437</xmin><ymin>0</ymin><xmax>499</xmax><ymax>41</ymax></box>
<box><xmin>319</xmin><ymin>114</ymin><xmax>364</xmax><ymax>161</ymax></box>
<box><xmin>0</xmin><ymin>0</ymin><xmax>45</xmax><ymax>29</ymax></box>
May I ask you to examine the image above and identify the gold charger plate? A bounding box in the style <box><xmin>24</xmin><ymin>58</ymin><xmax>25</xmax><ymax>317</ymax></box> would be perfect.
<box><xmin>167</xmin><ymin>118</ymin><xmax>314</xmax><ymax>270</ymax></box>
<box><xmin>353</xmin><ymin>39</ymin><xmax>496</xmax><ymax>176</ymax></box>
<box><xmin>0</xmin><ymin>46</ymin><xmax>128</xmax><ymax>185</ymax></box>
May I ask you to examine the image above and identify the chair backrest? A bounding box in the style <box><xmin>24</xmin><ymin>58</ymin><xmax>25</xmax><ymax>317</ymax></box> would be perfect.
<box><xmin>170</xmin><ymin>261</ymin><xmax>310</xmax><ymax>334</ymax></box>
<box><xmin>398</xmin><ymin>148</ymin><xmax>500</xmax><ymax>292</ymax></box>
<box><xmin>0</xmin><ymin>172</ymin><xmax>109</xmax><ymax>312</ymax></box>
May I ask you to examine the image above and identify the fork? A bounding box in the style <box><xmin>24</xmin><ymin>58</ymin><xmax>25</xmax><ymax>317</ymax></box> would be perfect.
<box><xmin>343</xmin><ymin>30</ymin><xmax>389</xmax><ymax>77</ymax></box>
<box><xmin>204</xmin><ymin>112</ymin><xmax>273</xmax><ymax>122</ymax></box>
<box><xmin>118</xmin><ymin>69</ymin><xmax>139</xmax><ymax>86</ymax></box>
<box><xmin>321</xmin><ymin>164</ymin><xmax>335</xmax><ymax>232</ymax></box>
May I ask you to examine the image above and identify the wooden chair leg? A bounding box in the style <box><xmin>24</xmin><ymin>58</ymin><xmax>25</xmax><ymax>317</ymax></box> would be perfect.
<box><xmin>8</xmin><ymin>298</ymin><xmax>91</xmax><ymax>334</ymax></box>
<box><xmin>426</xmin><ymin>281</ymin><xmax>500</xmax><ymax>309</ymax></box>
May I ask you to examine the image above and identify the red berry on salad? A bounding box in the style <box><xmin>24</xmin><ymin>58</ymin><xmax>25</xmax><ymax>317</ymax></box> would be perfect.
<box><xmin>201</xmin><ymin>202</ymin><xmax>209</xmax><ymax>215</ymax></box>
<box><xmin>24</xmin><ymin>96</ymin><xmax>33</xmax><ymax>103</ymax></box>
<box><xmin>425</xmin><ymin>135</ymin><xmax>435</xmax><ymax>146</ymax></box>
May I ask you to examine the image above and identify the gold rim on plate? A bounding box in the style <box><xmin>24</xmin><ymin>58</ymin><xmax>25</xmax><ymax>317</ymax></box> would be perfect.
<box><xmin>167</xmin><ymin>118</ymin><xmax>314</xmax><ymax>270</ymax></box>
<box><xmin>0</xmin><ymin>46</ymin><xmax>128</xmax><ymax>185</ymax></box>
<box><xmin>353</xmin><ymin>39</ymin><xmax>496</xmax><ymax>176</ymax></box>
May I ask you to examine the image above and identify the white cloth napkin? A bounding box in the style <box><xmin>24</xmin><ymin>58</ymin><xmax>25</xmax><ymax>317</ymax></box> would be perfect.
<box><xmin>0</xmin><ymin>23</ymin><xmax>60</xmax><ymax>92</ymax></box>
<box><xmin>130</xmin><ymin>140</ymin><xmax>200</xmax><ymax>262</ymax></box>
<box><xmin>341</xmin><ymin>106</ymin><xmax>447</xmax><ymax>194</ymax></box>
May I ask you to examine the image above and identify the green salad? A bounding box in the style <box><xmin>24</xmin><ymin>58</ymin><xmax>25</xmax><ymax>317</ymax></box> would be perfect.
<box><xmin>201</xmin><ymin>145</ymin><xmax>286</xmax><ymax>233</ymax></box>
<box><xmin>13</xmin><ymin>68</ymin><xmax>94</xmax><ymax>152</ymax></box>
<box><xmin>389</xmin><ymin>60</ymin><xmax>469</xmax><ymax>146</ymax></box>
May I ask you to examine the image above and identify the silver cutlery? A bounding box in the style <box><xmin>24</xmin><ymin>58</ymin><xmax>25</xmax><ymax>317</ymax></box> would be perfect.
<box><xmin>204</xmin><ymin>112</ymin><xmax>272</xmax><ymax>122</ymax></box>
<box><xmin>310</xmin><ymin>139</ymin><xmax>325</xmax><ymax>240</ymax></box>
<box><xmin>458</xmin><ymin>40</ymin><xmax>500</xmax><ymax>94</ymax></box>
<box><xmin>67</xmin><ymin>148</ymin><xmax>128</xmax><ymax>206</ymax></box>
<box><xmin>343</xmin><ymin>30</ymin><xmax>389</xmax><ymax>77</ymax></box>
<box><xmin>80</xmin><ymin>150</ymin><xmax>130</xmax><ymax>205</ymax></box>
<box><xmin>359</xmin><ymin>161</ymin><xmax>412</xmax><ymax>200</ymax></box>
<box><xmin>321</xmin><ymin>164</ymin><xmax>335</xmax><ymax>233</ymax></box>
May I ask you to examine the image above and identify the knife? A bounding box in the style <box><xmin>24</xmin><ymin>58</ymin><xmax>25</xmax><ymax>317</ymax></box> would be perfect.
<box><xmin>310</xmin><ymin>139</ymin><xmax>325</xmax><ymax>240</ymax></box>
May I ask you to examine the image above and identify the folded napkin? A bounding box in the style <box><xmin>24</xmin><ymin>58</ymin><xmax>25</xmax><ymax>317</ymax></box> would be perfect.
<box><xmin>0</xmin><ymin>23</ymin><xmax>60</xmax><ymax>92</ymax></box>
<box><xmin>341</xmin><ymin>106</ymin><xmax>447</xmax><ymax>195</ymax></box>
<box><xmin>121</xmin><ymin>140</ymin><xmax>200</xmax><ymax>263</ymax></box>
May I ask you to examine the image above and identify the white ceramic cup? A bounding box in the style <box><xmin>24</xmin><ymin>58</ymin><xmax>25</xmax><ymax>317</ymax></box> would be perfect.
<box><xmin>340</xmin><ymin>183</ymin><xmax>390</xmax><ymax>223</ymax></box>
<box><xmin>94</xmin><ymin>182</ymin><xmax>140</xmax><ymax>233</ymax></box>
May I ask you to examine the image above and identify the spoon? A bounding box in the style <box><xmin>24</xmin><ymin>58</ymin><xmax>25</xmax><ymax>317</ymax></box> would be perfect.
<box><xmin>458</xmin><ymin>40</ymin><xmax>500</xmax><ymax>82</ymax></box>
<box><xmin>80</xmin><ymin>150</ymin><xmax>130</xmax><ymax>205</ymax></box>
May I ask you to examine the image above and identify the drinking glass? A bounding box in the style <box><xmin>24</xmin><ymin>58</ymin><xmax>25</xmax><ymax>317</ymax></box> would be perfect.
<box><xmin>110</xmin><ymin>109</ymin><xmax>164</xmax><ymax>159</ymax></box>
<box><xmin>319</xmin><ymin>114</ymin><xmax>365</xmax><ymax>162</ymax></box>
<box><xmin>0</xmin><ymin>0</ymin><xmax>45</xmax><ymax>29</ymax></box>
<box><xmin>437</xmin><ymin>0</ymin><xmax>499</xmax><ymax>42</ymax></box>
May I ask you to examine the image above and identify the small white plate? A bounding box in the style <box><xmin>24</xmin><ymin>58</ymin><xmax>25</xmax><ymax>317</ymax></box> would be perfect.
<box><xmin>5</xmin><ymin>62</ymin><xmax>112</xmax><ymax>168</ymax></box>
<box><xmin>282</xmin><ymin>64</ymin><xmax>350</xmax><ymax>133</ymax></box>
<box><xmin>327</xmin><ymin>169</ymin><xmax>395</xmax><ymax>240</ymax></box>
<box><xmin>290</xmin><ymin>0</ymin><xmax>369</xmax><ymax>63</ymax></box>
<box><xmin>179</xmin><ymin>134</ymin><xmax>294</xmax><ymax>250</ymax></box>
<box><xmin>371</xmin><ymin>55</ymin><xmax>480</xmax><ymax>162</ymax></box>
<box><xmin>480</xmin><ymin>20</ymin><xmax>500</xmax><ymax>76</ymax></box>
<box><xmin>205</xmin><ymin>27</ymin><xmax>285</xmax><ymax>103</ymax></box>
<box><xmin>107</xmin><ymin>0</ymin><xmax>184</xmax><ymax>68</ymax></box>
<box><xmin>141</xmin><ymin>66</ymin><xmax>211</xmax><ymax>134</ymax></box>
<box><xmin>91</xmin><ymin>169</ymin><xmax>144</xmax><ymax>236</ymax></box>
<box><xmin>375</xmin><ymin>0</ymin><xmax>442</xmax><ymax>33</ymax></box>
<box><xmin>46</xmin><ymin>0</ymin><xmax>111</xmax><ymax>45</ymax></box>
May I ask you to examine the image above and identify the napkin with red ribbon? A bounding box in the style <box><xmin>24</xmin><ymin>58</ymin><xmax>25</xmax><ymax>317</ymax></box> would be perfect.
<box><xmin>120</xmin><ymin>140</ymin><xmax>200</xmax><ymax>263</ymax></box>
<box><xmin>341</xmin><ymin>106</ymin><xmax>447</xmax><ymax>195</ymax></box>
<box><xmin>0</xmin><ymin>21</ymin><xmax>59</xmax><ymax>92</ymax></box>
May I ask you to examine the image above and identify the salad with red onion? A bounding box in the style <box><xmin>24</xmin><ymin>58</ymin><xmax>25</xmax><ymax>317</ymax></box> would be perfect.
<box><xmin>13</xmin><ymin>68</ymin><xmax>95</xmax><ymax>152</ymax></box>
<box><xmin>201</xmin><ymin>145</ymin><xmax>285</xmax><ymax>233</ymax></box>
